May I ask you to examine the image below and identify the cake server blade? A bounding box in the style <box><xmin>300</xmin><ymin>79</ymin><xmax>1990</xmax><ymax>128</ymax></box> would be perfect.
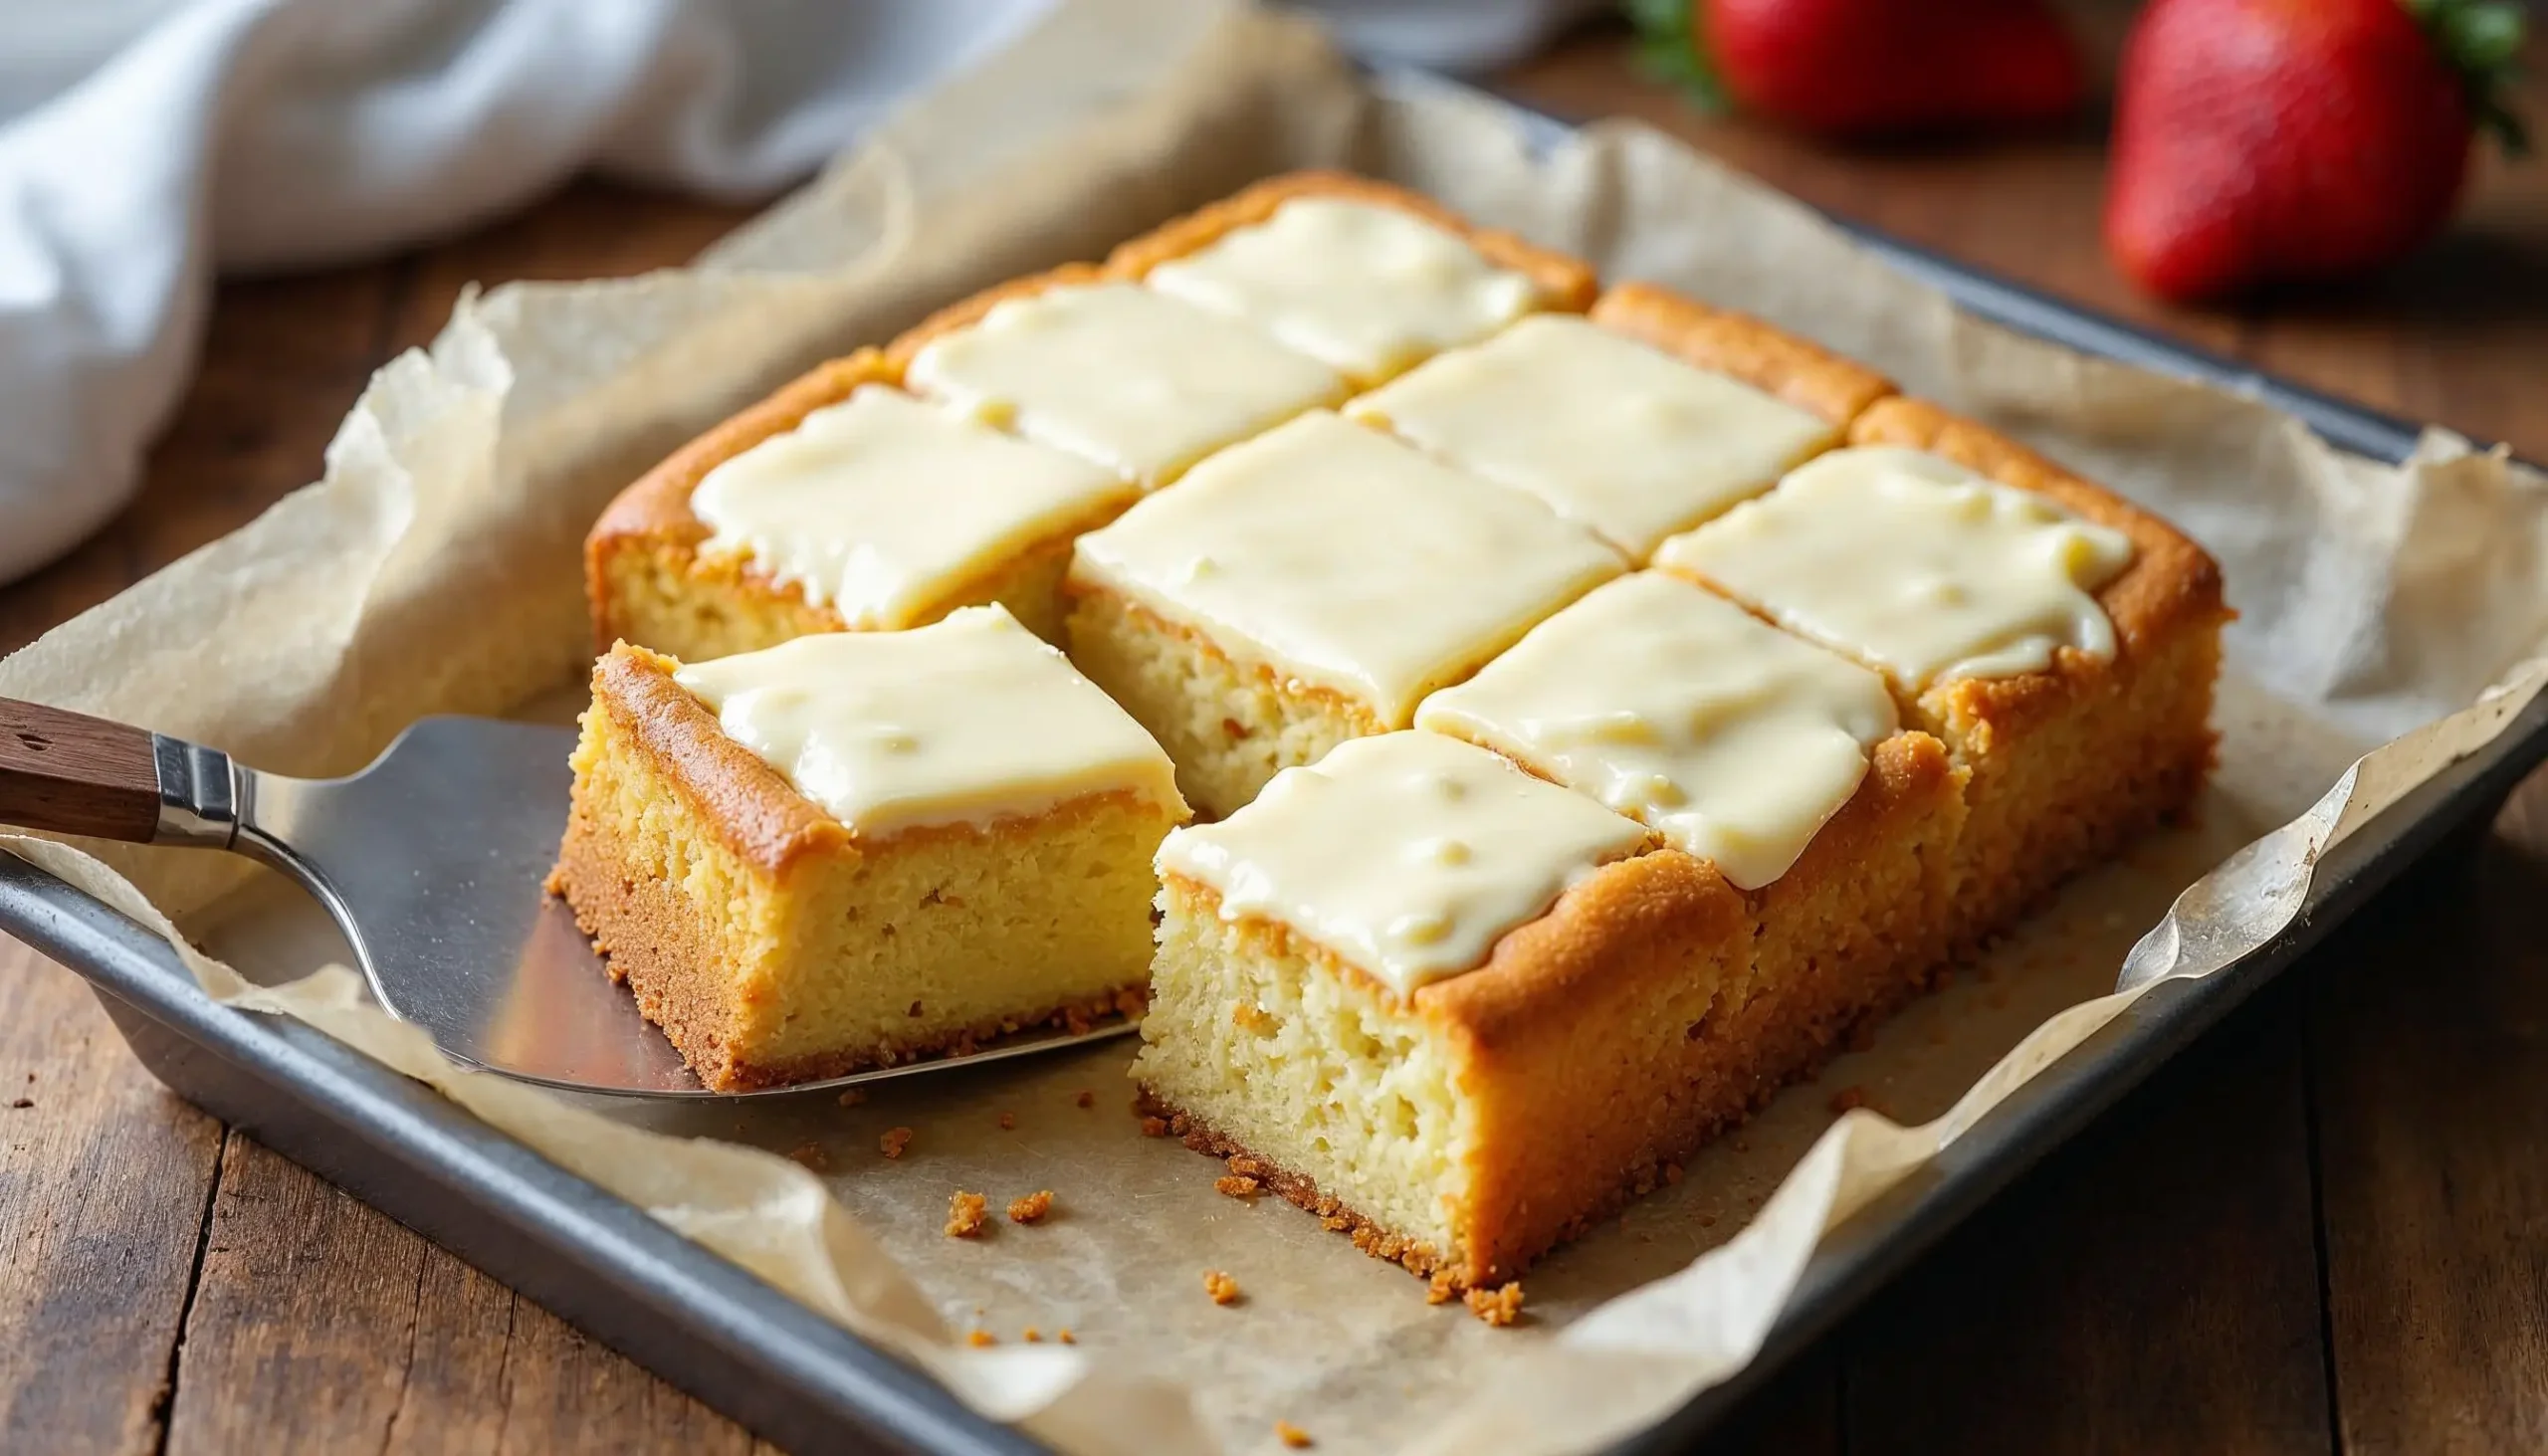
<box><xmin>0</xmin><ymin>701</ymin><xmax>1136</xmax><ymax>1100</ymax></box>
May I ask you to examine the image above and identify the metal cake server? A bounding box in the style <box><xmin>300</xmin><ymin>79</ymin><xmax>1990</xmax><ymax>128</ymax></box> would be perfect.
<box><xmin>0</xmin><ymin>698</ymin><xmax>1136</xmax><ymax>1099</ymax></box>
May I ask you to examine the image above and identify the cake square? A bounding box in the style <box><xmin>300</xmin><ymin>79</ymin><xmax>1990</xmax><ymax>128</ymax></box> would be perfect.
<box><xmin>549</xmin><ymin>606</ymin><xmax>1188</xmax><ymax>1091</ymax></box>
<box><xmin>1415</xmin><ymin>570</ymin><xmax>1967</xmax><ymax>1104</ymax></box>
<box><xmin>1586</xmin><ymin>282</ymin><xmax>1897</xmax><ymax>426</ymax></box>
<box><xmin>1064</xmin><ymin>409</ymin><xmax>1625</xmax><ymax>817</ymax></box>
<box><xmin>892</xmin><ymin>267</ymin><xmax>1346</xmax><ymax>490</ymax></box>
<box><xmin>1656</xmin><ymin>408</ymin><xmax>2227</xmax><ymax>938</ymax></box>
<box><xmin>1347</xmin><ymin>311</ymin><xmax>1849</xmax><ymax>558</ymax></box>
<box><xmin>1108</xmin><ymin>171</ymin><xmax>1599</xmax><ymax>385</ymax></box>
<box><xmin>585</xmin><ymin>352</ymin><xmax>1140</xmax><ymax>660</ymax></box>
<box><xmin>1135</xmin><ymin>729</ymin><xmax>1754</xmax><ymax>1290</ymax></box>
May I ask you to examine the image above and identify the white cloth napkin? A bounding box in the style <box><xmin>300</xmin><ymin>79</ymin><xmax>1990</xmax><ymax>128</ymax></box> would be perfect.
<box><xmin>0</xmin><ymin>0</ymin><xmax>1598</xmax><ymax>587</ymax></box>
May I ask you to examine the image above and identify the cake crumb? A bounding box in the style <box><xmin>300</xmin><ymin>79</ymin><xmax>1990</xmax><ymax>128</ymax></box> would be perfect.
<box><xmin>1663</xmin><ymin>1161</ymin><xmax>1684</xmax><ymax>1185</ymax></box>
<box><xmin>1275</xmin><ymin>1420</ymin><xmax>1314</xmax><ymax>1449</ymax></box>
<box><xmin>1203</xmin><ymin>1270</ymin><xmax>1242</xmax><ymax>1306</ymax></box>
<box><xmin>836</xmin><ymin>1088</ymin><xmax>866</xmax><ymax>1107</ymax></box>
<box><xmin>997</xmin><ymin>1111</ymin><xmax>1017</xmax><ymax>1131</ymax></box>
<box><xmin>1225</xmin><ymin>1155</ymin><xmax>1265</xmax><ymax>1177</ymax></box>
<box><xmin>1022</xmin><ymin>1327</ymin><xmax>1042</xmax><ymax>1343</ymax></box>
<box><xmin>6</xmin><ymin>1098</ymin><xmax>29</xmax><ymax>1111</ymax></box>
<box><xmin>1463</xmin><ymin>1283</ymin><xmax>1525</xmax><ymax>1328</ymax></box>
<box><xmin>1699</xmin><ymin>1213</ymin><xmax>1719</xmax><ymax>1228</ymax></box>
<box><xmin>965</xmin><ymin>1330</ymin><xmax>996</xmax><ymax>1348</ymax></box>
<box><xmin>1829</xmin><ymin>1085</ymin><xmax>1870</xmax><ymax>1115</ymax></box>
<box><xmin>1214</xmin><ymin>1175</ymin><xmax>1261</xmax><ymax>1199</ymax></box>
<box><xmin>1075</xmin><ymin>1090</ymin><xmax>1095</xmax><ymax>1109</ymax></box>
<box><xmin>1007</xmin><ymin>1189</ymin><xmax>1055</xmax><ymax>1224</ymax></box>
<box><xmin>1731</xmin><ymin>1137</ymin><xmax>1752</xmax><ymax>1153</ymax></box>
<box><xmin>1057</xmin><ymin>1328</ymin><xmax>1076</xmax><ymax>1345</ymax></box>
<box><xmin>946</xmin><ymin>1191</ymin><xmax>989</xmax><ymax>1238</ymax></box>
<box><xmin>786</xmin><ymin>1142</ymin><xmax>831</xmax><ymax>1172</ymax></box>
<box><xmin>1425</xmin><ymin>1271</ymin><xmax>1457</xmax><ymax>1306</ymax></box>
<box><xmin>880</xmin><ymin>1127</ymin><xmax>914</xmax><ymax>1159</ymax></box>
<box><xmin>1139</xmin><ymin>1116</ymin><xmax>1171</xmax><ymax>1138</ymax></box>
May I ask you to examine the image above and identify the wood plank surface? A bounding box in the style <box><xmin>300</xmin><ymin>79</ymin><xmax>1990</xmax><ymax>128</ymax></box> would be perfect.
<box><xmin>0</xmin><ymin>18</ymin><xmax>2543</xmax><ymax>1456</ymax></box>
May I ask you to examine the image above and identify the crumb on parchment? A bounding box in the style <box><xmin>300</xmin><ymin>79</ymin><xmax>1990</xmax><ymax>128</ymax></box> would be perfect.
<box><xmin>1022</xmin><ymin>1327</ymin><xmax>1042</xmax><ymax>1343</ymax></box>
<box><xmin>786</xmin><ymin>1142</ymin><xmax>830</xmax><ymax>1172</ymax></box>
<box><xmin>946</xmin><ymin>1191</ymin><xmax>988</xmax><ymax>1238</ymax></box>
<box><xmin>1007</xmin><ymin>1189</ymin><xmax>1055</xmax><ymax>1224</ymax></box>
<box><xmin>1828</xmin><ymin>1085</ymin><xmax>1870</xmax><ymax>1115</ymax></box>
<box><xmin>1275</xmin><ymin>1419</ymin><xmax>1314</xmax><ymax>1448</ymax></box>
<box><xmin>1057</xmin><ymin>1327</ymin><xmax>1076</xmax><ymax>1345</ymax></box>
<box><xmin>1139</xmin><ymin>1116</ymin><xmax>1171</xmax><ymax>1138</ymax></box>
<box><xmin>997</xmin><ymin>1111</ymin><xmax>1016</xmax><ymax>1131</ymax></box>
<box><xmin>965</xmin><ymin>1330</ymin><xmax>995</xmax><ymax>1348</ymax></box>
<box><xmin>1074</xmin><ymin>1090</ymin><xmax>1095</xmax><ymax>1109</ymax></box>
<box><xmin>880</xmin><ymin>1127</ymin><xmax>914</xmax><ymax>1159</ymax></box>
<box><xmin>1203</xmin><ymin>1270</ymin><xmax>1241</xmax><ymax>1306</ymax></box>
<box><xmin>1214</xmin><ymin>1175</ymin><xmax>1260</xmax><ymax>1199</ymax></box>
<box><xmin>837</xmin><ymin>1088</ymin><xmax>866</xmax><ymax>1107</ymax></box>
<box><xmin>1463</xmin><ymin>1283</ymin><xmax>1524</xmax><ymax>1328</ymax></box>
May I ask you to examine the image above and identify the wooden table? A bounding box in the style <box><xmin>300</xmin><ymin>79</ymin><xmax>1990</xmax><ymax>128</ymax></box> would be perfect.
<box><xmin>5</xmin><ymin>22</ymin><xmax>2544</xmax><ymax>1455</ymax></box>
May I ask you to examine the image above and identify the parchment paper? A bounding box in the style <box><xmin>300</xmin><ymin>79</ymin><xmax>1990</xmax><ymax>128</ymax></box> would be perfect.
<box><xmin>7</xmin><ymin>3</ymin><xmax>2547</xmax><ymax>1453</ymax></box>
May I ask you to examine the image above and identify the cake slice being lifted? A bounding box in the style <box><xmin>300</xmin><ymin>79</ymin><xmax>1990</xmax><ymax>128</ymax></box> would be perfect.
<box><xmin>1135</xmin><ymin>729</ymin><xmax>1751</xmax><ymax>1292</ymax></box>
<box><xmin>550</xmin><ymin>606</ymin><xmax>1186</xmax><ymax>1092</ymax></box>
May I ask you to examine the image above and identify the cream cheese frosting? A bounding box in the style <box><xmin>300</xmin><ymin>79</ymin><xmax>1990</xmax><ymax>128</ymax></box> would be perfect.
<box><xmin>1157</xmin><ymin>730</ymin><xmax>1653</xmax><ymax>994</ymax></box>
<box><xmin>1655</xmin><ymin>446</ymin><xmax>2137</xmax><ymax>688</ymax></box>
<box><xmin>903</xmin><ymin>281</ymin><xmax>1344</xmax><ymax>489</ymax></box>
<box><xmin>1068</xmin><ymin>410</ymin><xmax>1624</xmax><ymax>725</ymax></box>
<box><xmin>1143</xmin><ymin>197</ymin><xmax>1540</xmax><ymax>382</ymax></box>
<box><xmin>1416</xmin><ymin>571</ymin><xmax>1898</xmax><ymax>890</ymax></box>
<box><xmin>672</xmin><ymin>605</ymin><xmax>1184</xmax><ymax>836</ymax></box>
<box><xmin>690</xmin><ymin>386</ymin><xmax>1133</xmax><ymax>629</ymax></box>
<box><xmin>1350</xmin><ymin>313</ymin><xmax>1837</xmax><ymax>556</ymax></box>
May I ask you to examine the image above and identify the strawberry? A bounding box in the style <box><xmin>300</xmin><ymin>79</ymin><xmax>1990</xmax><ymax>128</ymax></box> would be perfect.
<box><xmin>2105</xmin><ymin>0</ymin><xmax>2530</xmax><ymax>304</ymax></box>
<box><xmin>1628</xmin><ymin>0</ymin><xmax>2088</xmax><ymax>137</ymax></box>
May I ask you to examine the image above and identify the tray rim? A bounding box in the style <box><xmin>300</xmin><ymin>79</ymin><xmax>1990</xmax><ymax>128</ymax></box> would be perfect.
<box><xmin>10</xmin><ymin>80</ymin><xmax>2548</xmax><ymax>1456</ymax></box>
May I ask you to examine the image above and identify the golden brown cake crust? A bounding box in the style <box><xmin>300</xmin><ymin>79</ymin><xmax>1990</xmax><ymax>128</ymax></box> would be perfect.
<box><xmin>880</xmin><ymin>262</ymin><xmax>1111</xmax><ymax>375</ymax></box>
<box><xmin>1588</xmin><ymin>282</ymin><xmax>1897</xmax><ymax>425</ymax></box>
<box><xmin>584</xmin><ymin>351</ymin><xmax>896</xmax><ymax>652</ymax></box>
<box><xmin>586</xmin><ymin>642</ymin><xmax>846</xmax><ymax>875</ymax></box>
<box><xmin>1101</xmin><ymin>170</ymin><xmax>1599</xmax><ymax>314</ymax></box>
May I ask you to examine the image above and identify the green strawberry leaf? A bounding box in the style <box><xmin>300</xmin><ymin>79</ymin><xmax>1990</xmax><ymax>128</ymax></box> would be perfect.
<box><xmin>2406</xmin><ymin>0</ymin><xmax>2531</xmax><ymax>154</ymax></box>
<box><xmin>1621</xmin><ymin>0</ymin><xmax>1728</xmax><ymax>111</ymax></box>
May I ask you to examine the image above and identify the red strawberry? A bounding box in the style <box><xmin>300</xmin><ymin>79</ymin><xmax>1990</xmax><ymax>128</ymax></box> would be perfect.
<box><xmin>1628</xmin><ymin>0</ymin><xmax>2088</xmax><ymax>137</ymax></box>
<box><xmin>2105</xmin><ymin>0</ymin><xmax>2530</xmax><ymax>304</ymax></box>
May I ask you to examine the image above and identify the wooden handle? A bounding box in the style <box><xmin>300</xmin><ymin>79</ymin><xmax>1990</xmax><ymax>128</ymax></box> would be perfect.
<box><xmin>0</xmin><ymin>698</ymin><xmax>162</xmax><ymax>843</ymax></box>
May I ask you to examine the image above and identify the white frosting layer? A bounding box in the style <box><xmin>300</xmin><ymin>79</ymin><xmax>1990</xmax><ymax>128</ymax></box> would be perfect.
<box><xmin>690</xmin><ymin>387</ymin><xmax>1132</xmax><ymax>629</ymax></box>
<box><xmin>672</xmin><ymin>605</ymin><xmax>1183</xmax><ymax>836</ymax></box>
<box><xmin>1144</xmin><ymin>197</ymin><xmax>1540</xmax><ymax>382</ymax></box>
<box><xmin>1350</xmin><ymin>314</ymin><xmax>1837</xmax><ymax>556</ymax></box>
<box><xmin>1158</xmin><ymin>731</ymin><xmax>1652</xmax><ymax>994</ymax></box>
<box><xmin>1069</xmin><ymin>410</ymin><xmax>1624</xmax><ymax>724</ymax></box>
<box><xmin>905</xmin><ymin>282</ymin><xmax>1343</xmax><ymax>489</ymax></box>
<box><xmin>1417</xmin><ymin>572</ymin><xmax>1897</xmax><ymax>890</ymax></box>
<box><xmin>1656</xmin><ymin>447</ymin><xmax>2137</xmax><ymax>688</ymax></box>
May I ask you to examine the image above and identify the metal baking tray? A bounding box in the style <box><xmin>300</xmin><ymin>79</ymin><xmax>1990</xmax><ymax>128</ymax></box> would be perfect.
<box><xmin>8</xmin><ymin>80</ymin><xmax>2546</xmax><ymax>1456</ymax></box>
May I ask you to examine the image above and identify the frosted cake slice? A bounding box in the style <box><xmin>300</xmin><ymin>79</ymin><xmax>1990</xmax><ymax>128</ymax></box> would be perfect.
<box><xmin>550</xmin><ymin>606</ymin><xmax>1187</xmax><ymax>1091</ymax></box>
<box><xmin>586</xmin><ymin>351</ymin><xmax>1138</xmax><ymax>661</ymax></box>
<box><xmin>1658</xmin><ymin>414</ymin><xmax>2226</xmax><ymax>938</ymax></box>
<box><xmin>893</xmin><ymin>267</ymin><xmax>1347</xmax><ymax>490</ymax></box>
<box><xmin>1065</xmin><ymin>410</ymin><xmax>1624</xmax><ymax>817</ymax></box>
<box><xmin>1135</xmin><ymin>729</ymin><xmax>1751</xmax><ymax>1291</ymax></box>
<box><xmin>1109</xmin><ymin>170</ymin><xmax>1598</xmax><ymax>385</ymax></box>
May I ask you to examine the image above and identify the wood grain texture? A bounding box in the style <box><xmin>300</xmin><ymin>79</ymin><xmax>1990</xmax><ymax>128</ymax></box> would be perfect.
<box><xmin>0</xmin><ymin>942</ymin><xmax>223</xmax><ymax>1454</ymax></box>
<box><xmin>0</xmin><ymin>698</ymin><xmax>163</xmax><ymax>843</ymax></box>
<box><xmin>2310</xmin><ymin>785</ymin><xmax>2548</xmax><ymax>1456</ymax></box>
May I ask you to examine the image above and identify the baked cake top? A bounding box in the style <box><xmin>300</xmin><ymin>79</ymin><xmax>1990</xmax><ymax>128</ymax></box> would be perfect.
<box><xmin>688</xmin><ymin>385</ymin><xmax>1133</xmax><ymax>629</ymax></box>
<box><xmin>903</xmin><ymin>281</ymin><xmax>1343</xmax><ymax>489</ymax></box>
<box><xmin>1416</xmin><ymin>571</ymin><xmax>1898</xmax><ymax>891</ymax></box>
<box><xmin>1349</xmin><ymin>313</ymin><xmax>1837</xmax><ymax>557</ymax></box>
<box><xmin>1068</xmin><ymin>410</ymin><xmax>1624</xmax><ymax>725</ymax></box>
<box><xmin>1655</xmin><ymin>446</ymin><xmax>2137</xmax><ymax>689</ymax></box>
<box><xmin>1157</xmin><ymin>730</ymin><xmax>1653</xmax><ymax>994</ymax></box>
<box><xmin>1142</xmin><ymin>197</ymin><xmax>1542</xmax><ymax>383</ymax></box>
<box><xmin>669</xmin><ymin>605</ymin><xmax>1183</xmax><ymax>837</ymax></box>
